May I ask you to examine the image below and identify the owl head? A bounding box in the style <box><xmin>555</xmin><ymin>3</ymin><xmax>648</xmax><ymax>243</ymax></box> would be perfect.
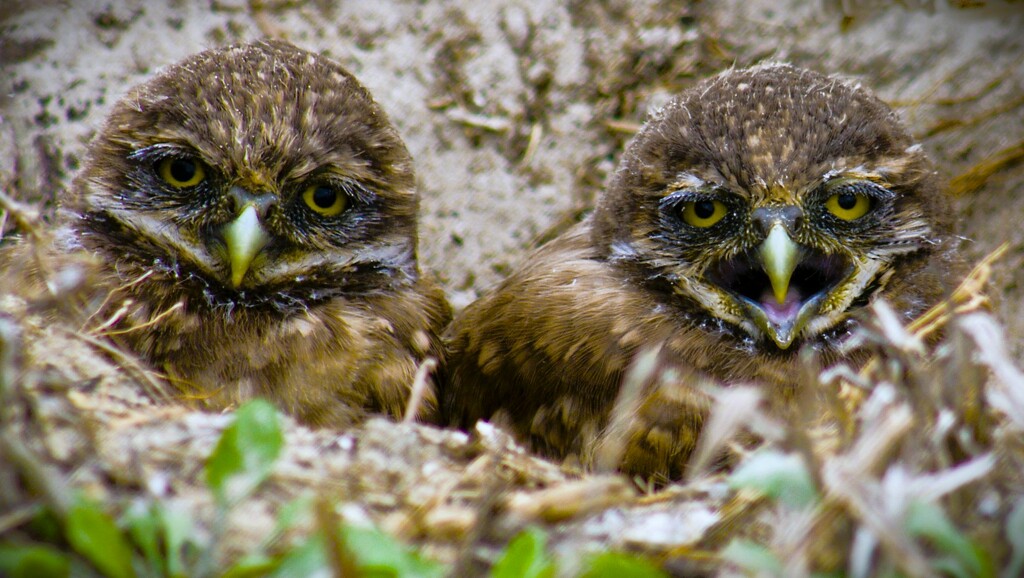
<box><xmin>70</xmin><ymin>40</ymin><xmax>420</xmax><ymax>313</ymax></box>
<box><xmin>592</xmin><ymin>63</ymin><xmax>956</xmax><ymax>352</ymax></box>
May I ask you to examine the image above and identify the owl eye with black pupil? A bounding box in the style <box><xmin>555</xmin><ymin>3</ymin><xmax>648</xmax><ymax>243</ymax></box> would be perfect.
<box><xmin>302</xmin><ymin>184</ymin><xmax>347</xmax><ymax>217</ymax></box>
<box><xmin>156</xmin><ymin>157</ymin><xmax>206</xmax><ymax>188</ymax></box>
<box><xmin>679</xmin><ymin>198</ymin><xmax>728</xmax><ymax>228</ymax></box>
<box><xmin>825</xmin><ymin>188</ymin><xmax>872</xmax><ymax>221</ymax></box>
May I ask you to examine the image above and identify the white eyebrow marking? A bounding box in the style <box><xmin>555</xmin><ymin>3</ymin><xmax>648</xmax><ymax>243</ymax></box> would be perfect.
<box><xmin>671</xmin><ymin>172</ymin><xmax>706</xmax><ymax>190</ymax></box>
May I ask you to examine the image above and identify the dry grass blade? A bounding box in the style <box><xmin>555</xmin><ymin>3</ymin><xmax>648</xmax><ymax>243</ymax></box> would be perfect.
<box><xmin>948</xmin><ymin>140</ymin><xmax>1024</xmax><ymax>196</ymax></box>
<box><xmin>0</xmin><ymin>188</ymin><xmax>44</xmax><ymax>240</ymax></box>
<box><xmin>822</xmin><ymin>435</ymin><xmax>936</xmax><ymax>577</ymax></box>
<box><xmin>903</xmin><ymin>454</ymin><xmax>995</xmax><ymax>502</ymax></box>
<box><xmin>0</xmin><ymin>430</ymin><xmax>73</xmax><ymax>519</ymax></box>
<box><xmin>592</xmin><ymin>345</ymin><xmax>660</xmax><ymax>473</ymax></box>
<box><xmin>957</xmin><ymin>312</ymin><xmax>1024</xmax><ymax>430</ymax></box>
<box><xmin>519</xmin><ymin>122</ymin><xmax>543</xmax><ymax>166</ymax></box>
<box><xmin>849</xmin><ymin>243</ymin><xmax>1008</xmax><ymax>386</ymax></box>
<box><xmin>0</xmin><ymin>502</ymin><xmax>39</xmax><ymax>535</ymax></box>
<box><xmin>685</xmin><ymin>385</ymin><xmax>763</xmax><ymax>480</ymax></box>
<box><xmin>603</xmin><ymin>119</ymin><xmax>642</xmax><ymax>134</ymax></box>
<box><xmin>60</xmin><ymin>327</ymin><xmax>173</xmax><ymax>403</ymax></box>
<box><xmin>317</xmin><ymin>495</ymin><xmax>360</xmax><ymax>578</ymax></box>
<box><xmin>505</xmin><ymin>475</ymin><xmax>635</xmax><ymax>522</ymax></box>
<box><xmin>908</xmin><ymin>242</ymin><xmax>1007</xmax><ymax>338</ymax></box>
<box><xmin>94</xmin><ymin>302</ymin><xmax>184</xmax><ymax>337</ymax></box>
<box><xmin>403</xmin><ymin>357</ymin><xmax>438</xmax><ymax>424</ymax></box>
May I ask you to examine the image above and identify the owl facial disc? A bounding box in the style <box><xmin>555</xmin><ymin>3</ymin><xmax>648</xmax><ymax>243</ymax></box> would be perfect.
<box><xmin>707</xmin><ymin>225</ymin><xmax>852</xmax><ymax>350</ymax></box>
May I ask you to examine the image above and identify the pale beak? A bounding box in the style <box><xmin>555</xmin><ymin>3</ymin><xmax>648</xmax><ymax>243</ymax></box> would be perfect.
<box><xmin>748</xmin><ymin>222</ymin><xmax>814</xmax><ymax>350</ymax></box>
<box><xmin>221</xmin><ymin>205</ymin><xmax>269</xmax><ymax>288</ymax></box>
<box><xmin>759</xmin><ymin>223</ymin><xmax>799</xmax><ymax>305</ymax></box>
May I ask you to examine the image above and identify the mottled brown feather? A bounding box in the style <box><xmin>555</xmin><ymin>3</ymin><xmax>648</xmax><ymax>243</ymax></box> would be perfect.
<box><xmin>57</xmin><ymin>40</ymin><xmax>450</xmax><ymax>427</ymax></box>
<box><xmin>442</xmin><ymin>63</ymin><xmax>961</xmax><ymax>480</ymax></box>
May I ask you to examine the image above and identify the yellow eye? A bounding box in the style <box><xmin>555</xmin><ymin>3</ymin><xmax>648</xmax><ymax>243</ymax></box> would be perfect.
<box><xmin>157</xmin><ymin>157</ymin><xmax>206</xmax><ymax>188</ymax></box>
<box><xmin>302</xmin><ymin>184</ymin><xmax>347</xmax><ymax>217</ymax></box>
<box><xmin>825</xmin><ymin>191</ymin><xmax>871</xmax><ymax>221</ymax></box>
<box><xmin>681</xmin><ymin>199</ymin><xmax>728</xmax><ymax>228</ymax></box>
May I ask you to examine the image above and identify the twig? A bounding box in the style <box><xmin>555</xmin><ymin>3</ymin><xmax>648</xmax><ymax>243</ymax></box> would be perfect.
<box><xmin>906</xmin><ymin>241</ymin><xmax>1007</xmax><ymax>338</ymax></box>
<box><xmin>519</xmin><ymin>122</ymin><xmax>543</xmax><ymax>167</ymax></box>
<box><xmin>79</xmin><ymin>269</ymin><xmax>155</xmax><ymax>331</ymax></box>
<box><xmin>61</xmin><ymin>327</ymin><xmax>172</xmax><ymax>403</ymax></box>
<box><xmin>0</xmin><ymin>501</ymin><xmax>40</xmax><ymax>534</ymax></box>
<box><xmin>449</xmin><ymin>453</ymin><xmax>509</xmax><ymax>578</ymax></box>
<box><xmin>0</xmin><ymin>188</ymin><xmax>43</xmax><ymax>241</ymax></box>
<box><xmin>592</xmin><ymin>346</ymin><xmax>660</xmax><ymax>473</ymax></box>
<box><xmin>316</xmin><ymin>494</ymin><xmax>359</xmax><ymax>578</ymax></box>
<box><xmin>402</xmin><ymin>357</ymin><xmax>437</xmax><ymax>424</ymax></box>
<box><xmin>603</xmin><ymin>119</ymin><xmax>642</xmax><ymax>134</ymax></box>
<box><xmin>446</xmin><ymin>108</ymin><xmax>513</xmax><ymax>132</ymax></box>
<box><xmin>95</xmin><ymin>302</ymin><xmax>183</xmax><ymax>337</ymax></box>
<box><xmin>947</xmin><ymin>141</ymin><xmax>1024</xmax><ymax>197</ymax></box>
<box><xmin>0</xmin><ymin>431</ymin><xmax>72</xmax><ymax>519</ymax></box>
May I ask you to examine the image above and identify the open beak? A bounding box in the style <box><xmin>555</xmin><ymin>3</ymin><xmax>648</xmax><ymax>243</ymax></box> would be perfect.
<box><xmin>749</xmin><ymin>224</ymin><xmax>812</xmax><ymax>349</ymax></box>
<box><xmin>706</xmin><ymin>223</ymin><xmax>850</xmax><ymax>350</ymax></box>
<box><xmin>220</xmin><ymin>204</ymin><xmax>269</xmax><ymax>288</ymax></box>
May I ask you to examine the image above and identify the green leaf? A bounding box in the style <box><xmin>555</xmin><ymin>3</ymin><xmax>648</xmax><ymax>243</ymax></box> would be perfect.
<box><xmin>205</xmin><ymin>399</ymin><xmax>284</xmax><ymax>504</ymax></box>
<box><xmin>66</xmin><ymin>498</ymin><xmax>136</xmax><ymax>578</ymax></box>
<box><xmin>905</xmin><ymin>500</ymin><xmax>993</xmax><ymax>578</ymax></box>
<box><xmin>579</xmin><ymin>552</ymin><xmax>667</xmax><ymax>578</ymax></box>
<box><xmin>269</xmin><ymin>534</ymin><xmax>329</xmax><ymax>578</ymax></box>
<box><xmin>124</xmin><ymin>502</ymin><xmax>162</xmax><ymax>574</ymax></box>
<box><xmin>122</xmin><ymin>501</ymin><xmax>198</xmax><ymax>578</ymax></box>
<box><xmin>341</xmin><ymin>525</ymin><xmax>444</xmax><ymax>578</ymax></box>
<box><xmin>491</xmin><ymin>528</ymin><xmax>556</xmax><ymax>578</ymax></box>
<box><xmin>222</xmin><ymin>553</ymin><xmax>280</xmax><ymax>578</ymax></box>
<box><xmin>720</xmin><ymin>539</ymin><xmax>783</xmax><ymax>574</ymax></box>
<box><xmin>26</xmin><ymin>508</ymin><xmax>62</xmax><ymax>544</ymax></box>
<box><xmin>260</xmin><ymin>495</ymin><xmax>314</xmax><ymax>552</ymax></box>
<box><xmin>160</xmin><ymin>504</ymin><xmax>196</xmax><ymax>577</ymax></box>
<box><xmin>729</xmin><ymin>450</ymin><xmax>818</xmax><ymax>508</ymax></box>
<box><xmin>1005</xmin><ymin>498</ymin><xmax>1024</xmax><ymax>578</ymax></box>
<box><xmin>0</xmin><ymin>543</ymin><xmax>71</xmax><ymax>578</ymax></box>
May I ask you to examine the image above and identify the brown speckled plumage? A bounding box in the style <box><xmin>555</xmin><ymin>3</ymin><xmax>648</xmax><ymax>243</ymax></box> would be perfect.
<box><xmin>442</xmin><ymin>63</ymin><xmax>960</xmax><ymax>480</ymax></box>
<box><xmin>65</xmin><ymin>40</ymin><xmax>450</xmax><ymax>426</ymax></box>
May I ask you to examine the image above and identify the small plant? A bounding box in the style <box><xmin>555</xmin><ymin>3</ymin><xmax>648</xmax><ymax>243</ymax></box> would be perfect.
<box><xmin>0</xmin><ymin>399</ymin><xmax>458</xmax><ymax>578</ymax></box>
<box><xmin>723</xmin><ymin>448</ymin><xmax>996</xmax><ymax>578</ymax></box>
<box><xmin>491</xmin><ymin>527</ymin><xmax>668</xmax><ymax>578</ymax></box>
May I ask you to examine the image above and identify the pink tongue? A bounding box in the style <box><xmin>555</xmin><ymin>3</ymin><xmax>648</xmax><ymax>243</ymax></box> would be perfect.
<box><xmin>760</xmin><ymin>288</ymin><xmax>802</xmax><ymax>325</ymax></box>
